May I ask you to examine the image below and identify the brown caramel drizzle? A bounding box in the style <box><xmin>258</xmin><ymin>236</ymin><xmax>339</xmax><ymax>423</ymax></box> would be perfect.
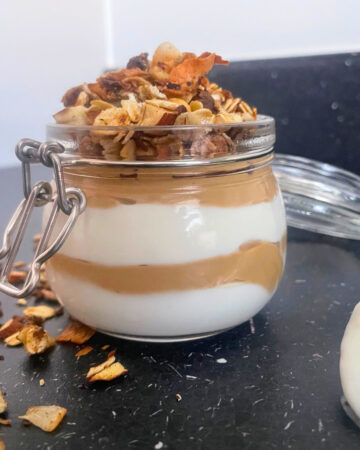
<box><xmin>63</xmin><ymin>158</ymin><xmax>278</xmax><ymax>208</ymax></box>
<box><xmin>47</xmin><ymin>239</ymin><xmax>285</xmax><ymax>295</ymax></box>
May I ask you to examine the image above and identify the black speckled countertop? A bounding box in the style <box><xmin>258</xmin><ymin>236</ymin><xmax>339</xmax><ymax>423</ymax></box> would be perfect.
<box><xmin>1</xmin><ymin>164</ymin><xmax>360</xmax><ymax>449</ymax></box>
<box><xmin>1</xmin><ymin>52</ymin><xmax>360</xmax><ymax>449</ymax></box>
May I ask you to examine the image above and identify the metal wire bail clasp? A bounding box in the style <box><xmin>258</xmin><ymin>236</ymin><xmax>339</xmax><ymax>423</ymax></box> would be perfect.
<box><xmin>0</xmin><ymin>139</ymin><xmax>86</xmax><ymax>298</ymax></box>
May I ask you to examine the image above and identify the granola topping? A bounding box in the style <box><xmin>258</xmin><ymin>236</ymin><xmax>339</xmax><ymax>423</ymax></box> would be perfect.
<box><xmin>54</xmin><ymin>42</ymin><xmax>257</xmax><ymax>162</ymax></box>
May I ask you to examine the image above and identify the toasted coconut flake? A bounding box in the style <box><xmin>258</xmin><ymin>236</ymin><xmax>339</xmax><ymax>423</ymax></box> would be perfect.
<box><xmin>39</xmin><ymin>379</ymin><xmax>45</xmax><ymax>386</ymax></box>
<box><xmin>56</xmin><ymin>320</ymin><xmax>95</xmax><ymax>344</ymax></box>
<box><xmin>19</xmin><ymin>405</ymin><xmax>67</xmax><ymax>432</ymax></box>
<box><xmin>24</xmin><ymin>306</ymin><xmax>56</xmax><ymax>321</ymax></box>
<box><xmin>0</xmin><ymin>316</ymin><xmax>25</xmax><ymax>340</ymax></box>
<box><xmin>4</xmin><ymin>331</ymin><xmax>21</xmax><ymax>347</ymax></box>
<box><xmin>0</xmin><ymin>391</ymin><xmax>7</xmax><ymax>414</ymax></box>
<box><xmin>86</xmin><ymin>351</ymin><xmax>116</xmax><ymax>380</ymax></box>
<box><xmin>18</xmin><ymin>325</ymin><xmax>55</xmax><ymax>355</ymax></box>
<box><xmin>75</xmin><ymin>346</ymin><xmax>93</xmax><ymax>357</ymax></box>
<box><xmin>16</xmin><ymin>298</ymin><xmax>27</xmax><ymax>306</ymax></box>
<box><xmin>169</xmin><ymin>52</ymin><xmax>228</xmax><ymax>84</ymax></box>
<box><xmin>8</xmin><ymin>271</ymin><xmax>27</xmax><ymax>284</ymax></box>
<box><xmin>87</xmin><ymin>362</ymin><xmax>127</xmax><ymax>383</ymax></box>
<box><xmin>0</xmin><ymin>418</ymin><xmax>11</xmax><ymax>426</ymax></box>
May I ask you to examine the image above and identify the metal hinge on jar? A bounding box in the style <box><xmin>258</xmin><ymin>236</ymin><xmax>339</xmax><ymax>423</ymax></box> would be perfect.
<box><xmin>0</xmin><ymin>139</ymin><xmax>86</xmax><ymax>298</ymax></box>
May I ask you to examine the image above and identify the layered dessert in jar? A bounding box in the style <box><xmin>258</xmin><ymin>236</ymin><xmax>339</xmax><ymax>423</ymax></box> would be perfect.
<box><xmin>45</xmin><ymin>42</ymin><xmax>287</xmax><ymax>341</ymax></box>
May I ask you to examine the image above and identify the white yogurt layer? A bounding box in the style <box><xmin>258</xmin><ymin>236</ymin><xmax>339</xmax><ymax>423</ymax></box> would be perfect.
<box><xmin>340</xmin><ymin>302</ymin><xmax>360</xmax><ymax>418</ymax></box>
<box><xmin>45</xmin><ymin>193</ymin><xmax>286</xmax><ymax>265</ymax></box>
<box><xmin>46</xmin><ymin>267</ymin><xmax>272</xmax><ymax>337</ymax></box>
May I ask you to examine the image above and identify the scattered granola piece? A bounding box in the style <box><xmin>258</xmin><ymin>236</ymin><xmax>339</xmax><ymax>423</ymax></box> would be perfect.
<box><xmin>56</xmin><ymin>320</ymin><xmax>95</xmax><ymax>344</ymax></box>
<box><xmin>4</xmin><ymin>332</ymin><xmax>21</xmax><ymax>347</ymax></box>
<box><xmin>39</xmin><ymin>379</ymin><xmax>45</xmax><ymax>387</ymax></box>
<box><xmin>0</xmin><ymin>418</ymin><xmax>11</xmax><ymax>426</ymax></box>
<box><xmin>0</xmin><ymin>391</ymin><xmax>7</xmax><ymax>414</ymax></box>
<box><xmin>8</xmin><ymin>271</ymin><xmax>27</xmax><ymax>284</ymax></box>
<box><xmin>37</xmin><ymin>289</ymin><xmax>58</xmax><ymax>302</ymax></box>
<box><xmin>0</xmin><ymin>440</ymin><xmax>5</xmax><ymax>450</ymax></box>
<box><xmin>0</xmin><ymin>316</ymin><xmax>25</xmax><ymax>340</ymax></box>
<box><xmin>16</xmin><ymin>298</ymin><xmax>27</xmax><ymax>306</ymax></box>
<box><xmin>0</xmin><ymin>309</ymin><xmax>3</xmax><ymax>318</ymax></box>
<box><xmin>17</xmin><ymin>325</ymin><xmax>55</xmax><ymax>355</ymax></box>
<box><xmin>86</xmin><ymin>351</ymin><xmax>116</xmax><ymax>380</ymax></box>
<box><xmin>33</xmin><ymin>234</ymin><xmax>42</xmax><ymax>243</ymax></box>
<box><xmin>87</xmin><ymin>362</ymin><xmax>127</xmax><ymax>383</ymax></box>
<box><xmin>176</xmin><ymin>393</ymin><xmax>182</xmax><ymax>402</ymax></box>
<box><xmin>54</xmin><ymin>306</ymin><xmax>64</xmax><ymax>316</ymax></box>
<box><xmin>86</xmin><ymin>351</ymin><xmax>127</xmax><ymax>383</ymax></box>
<box><xmin>19</xmin><ymin>405</ymin><xmax>67</xmax><ymax>432</ymax></box>
<box><xmin>75</xmin><ymin>346</ymin><xmax>93</xmax><ymax>357</ymax></box>
<box><xmin>101</xmin><ymin>345</ymin><xmax>110</xmax><ymax>350</ymax></box>
<box><xmin>13</xmin><ymin>261</ymin><xmax>25</xmax><ymax>268</ymax></box>
<box><xmin>24</xmin><ymin>306</ymin><xmax>56</xmax><ymax>321</ymax></box>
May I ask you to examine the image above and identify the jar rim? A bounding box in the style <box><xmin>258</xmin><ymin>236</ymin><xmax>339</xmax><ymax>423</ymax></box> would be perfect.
<box><xmin>47</xmin><ymin>114</ymin><xmax>276</xmax><ymax>167</ymax></box>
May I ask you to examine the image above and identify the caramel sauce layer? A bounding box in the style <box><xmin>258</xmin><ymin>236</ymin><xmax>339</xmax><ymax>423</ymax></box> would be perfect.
<box><xmin>47</xmin><ymin>240</ymin><xmax>284</xmax><ymax>295</ymax></box>
<box><xmin>64</xmin><ymin>158</ymin><xmax>278</xmax><ymax>208</ymax></box>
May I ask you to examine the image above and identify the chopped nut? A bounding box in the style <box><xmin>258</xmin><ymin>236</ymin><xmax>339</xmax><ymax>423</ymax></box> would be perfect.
<box><xmin>126</xmin><ymin>52</ymin><xmax>149</xmax><ymax>71</ymax></box>
<box><xmin>0</xmin><ymin>391</ymin><xmax>7</xmax><ymax>414</ymax></box>
<box><xmin>8</xmin><ymin>271</ymin><xmax>27</xmax><ymax>284</ymax></box>
<box><xmin>37</xmin><ymin>289</ymin><xmax>58</xmax><ymax>302</ymax></box>
<box><xmin>24</xmin><ymin>306</ymin><xmax>56</xmax><ymax>321</ymax></box>
<box><xmin>39</xmin><ymin>379</ymin><xmax>45</xmax><ymax>386</ymax></box>
<box><xmin>19</xmin><ymin>405</ymin><xmax>67</xmax><ymax>432</ymax></box>
<box><xmin>13</xmin><ymin>261</ymin><xmax>25</xmax><ymax>268</ymax></box>
<box><xmin>0</xmin><ymin>418</ymin><xmax>11</xmax><ymax>426</ymax></box>
<box><xmin>56</xmin><ymin>320</ymin><xmax>95</xmax><ymax>344</ymax></box>
<box><xmin>4</xmin><ymin>332</ymin><xmax>22</xmax><ymax>347</ymax></box>
<box><xmin>0</xmin><ymin>316</ymin><xmax>25</xmax><ymax>340</ymax></box>
<box><xmin>75</xmin><ymin>346</ymin><xmax>93</xmax><ymax>357</ymax></box>
<box><xmin>17</xmin><ymin>325</ymin><xmax>55</xmax><ymax>355</ymax></box>
<box><xmin>16</xmin><ymin>298</ymin><xmax>27</xmax><ymax>306</ymax></box>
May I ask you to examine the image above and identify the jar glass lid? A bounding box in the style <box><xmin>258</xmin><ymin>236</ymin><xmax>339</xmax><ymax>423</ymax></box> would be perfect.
<box><xmin>273</xmin><ymin>154</ymin><xmax>360</xmax><ymax>240</ymax></box>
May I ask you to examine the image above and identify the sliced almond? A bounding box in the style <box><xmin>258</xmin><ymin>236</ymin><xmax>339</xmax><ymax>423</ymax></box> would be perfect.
<box><xmin>4</xmin><ymin>331</ymin><xmax>21</xmax><ymax>347</ymax></box>
<box><xmin>75</xmin><ymin>346</ymin><xmax>93</xmax><ymax>357</ymax></box>
<box><xmin>0</xmin><ymin>316</ymin><xmax>25</xmax><ymax>340</ymax></box>
<box><xmin>19</xmin><ymin>405</ymin><xmax>67</xmax><ymax>432</ymax></box>
<box><xmin>56</xmin><ymin>320</ymin><xmax>95</xmax><ymax>345</ymax></box>
<box><xmin>0</xmin><ymin>418</ymin><xmax>11</xmax><ymax>426</ymax></box>
<box><xmin>0</xmin><ymin>391</ymin><xmax>7</xmax><ymax>414</ymax></box>
<box><xmin>24</xmin><ymin>306</ymin><xmax>56</xmax><ymax>321</ymax></box>
<box><xmin>17</xmin><ymin>325</ymin><xmax>55</xmax><ymax>355</ymax></box>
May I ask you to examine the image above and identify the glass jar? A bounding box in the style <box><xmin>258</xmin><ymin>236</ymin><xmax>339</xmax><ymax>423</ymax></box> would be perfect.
<box><xmin>40</xmin><ymin>116</ymin><xmax>286</xmax><ymax>342</ymax></box>
<box><xmin>0</xmin><ymin>116</ymin><xmax>284</xmax><ymax>342</ymax></box>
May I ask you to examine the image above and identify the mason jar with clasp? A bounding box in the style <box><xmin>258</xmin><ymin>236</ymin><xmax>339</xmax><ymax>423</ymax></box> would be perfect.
<box><xmin>0</xmin><ymin>116</ymin><xmax>286</xmax><ymax>342</ymax></box>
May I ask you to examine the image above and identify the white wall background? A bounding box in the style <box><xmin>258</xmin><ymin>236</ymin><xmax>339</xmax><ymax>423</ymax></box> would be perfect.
<box><xmin>0</xmin><ymin>0</ymin><xmax>359</xmax><ymax>168</ymax></box>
